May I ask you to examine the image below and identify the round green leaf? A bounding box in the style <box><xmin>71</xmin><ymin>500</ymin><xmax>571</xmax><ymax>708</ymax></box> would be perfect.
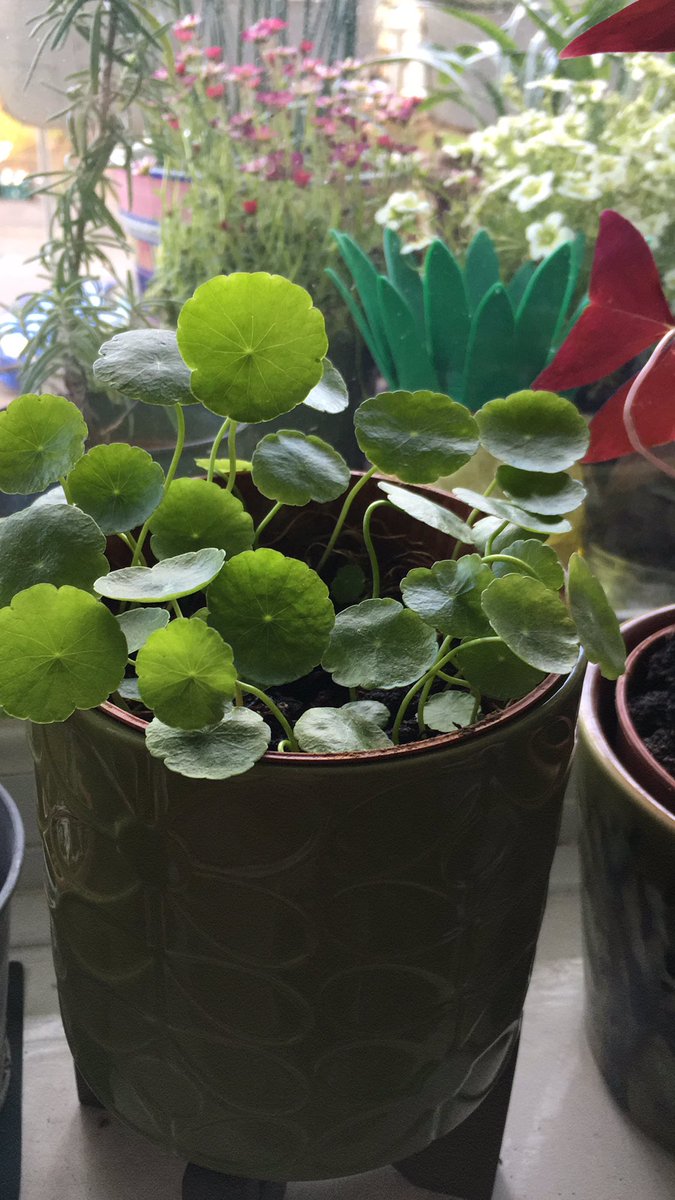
<box><xmin>251</xmin><ymin>430</ymin><xmax>350</xmax><ymax>506</ymax></box>
<box><xmin>322</xmin><ymin>598</ymin><xmax>438</xmax><ymax>690</ymax></box>
<box><xmin>149</xmin><ymin>478</ymin><xmax>254</xmax><ymax>561</ymax></box>
<box><xmin>481</xmin><ymin>575</ymin><xmax>580</xmax><ymax>674</ymax></box>
<box><xmin>0</xmin><ymin>393</ymin><xmax>87</xmax><ymax>494</ymax></box>
<box><xmin>194</xmin><ymin>457</ymin><xmax>252</xmax><ymax>479</ymax></box>
<box><xmin>303</xmin><ymin>359</ymin><xmax>349</xmax><ymax>413</ymax></box>
<box><xmin>294</xmin><ymin>702</ymin><xmax>393</xmax><ymax>753</ymax></box>
<box><xmin>401</xmin><ymin>556</ymin><xmax>493</xmax><ymax>638</ymax></box>
<box><xmin>95</xmin><ymin>548</ymin><xmax>225</xmax><ymax>603</ymax></box>
<box><xmin>424</xmin><ymin>690</ymin><xmax>476</xmax><ymax>733</ymax></box>
<box><xmin>0</xmin><ymin>584</ymin><xmax>127</xmax><ymax>721</ymax></box>
<box><xmin>330</xmin><ymin>563</ymin><xmax>367</xmax><ymax>606</ymax></box>
<box><xmin>207</xmin><ymin>549</ymin><xmax>334</xmax><ymax>686</ymax></box>
<box><xmin>145</xmin><ymin>707</ymin><xmax>270</xmax><ymax>780</ymax></box>
<box><xmin>453</xmin><ymin>488</ymin><xmax>571</xmax><ymax>536</ymax></box>
<box><xmin>67</xmin><ymin>443</ymin><xmax>165</xmax><ymax>534</ymax></box>
<box><xmin>567</xmin><ymin>552</ymin><xmax>625</xmax><ymax>680</ymax></box>
<box><xmin>378</xmin><ymin>482</ymin><xmax>475</xmax><ymax>545</ymax></box>
<box><xmin>489</xmin><ymin>539</ymin><xmax>564</xmax><ymax>591</ymax></box>
<box><xmin>137</xmin><ymin>619</ymin><xmax>237</xmax><ymax>730</ymax></box>
<box><xmin>471</xmin><ymin>517</ymin><xmax>546</xmax><ymax>555</ymax></box>
<box><xmin>355</xmin><ymin>391</ymin><xmax>479</xmax><ymax>484</ymax></box>
<box><xmin>476</xmin><ymin>391</ymin><xmax>589</xmax><ymax>473</ymax></box>
<box><xmin>496</xmin><ymin>466</ymin><xmax>586</xmax><ymax>515</ymax></box>
<box><xmin>116</xmin><ymin>607</ymin><xmax>170</xmax><ymax>654</ymax></box>
<box><xmin>453</xmin><ymin>638</ymin><xmax>546</xmax><ymax>702</ymax></box>
<box><xmin>117</xmin><ymin>675</ymin><xmax>141</xmax><ymax>701</ymax></box>
<box><xmin>93</xmin><ymin>329</ymin><xmax>196</xmax><ymax>406</ymax></box>
<box><xmin>0</xmin><ymin>503</ymin><xmax>108</xmax><ymax>607</ymax></box>
<box><xmin>176</xmin><ymin>273</ymin><xmax>327</xmax><ymax>421</ymax></box>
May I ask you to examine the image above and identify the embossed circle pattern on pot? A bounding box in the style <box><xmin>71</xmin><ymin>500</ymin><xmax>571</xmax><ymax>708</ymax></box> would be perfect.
<box><xmin>323</xmin><ymin>789</ymin><xmax>449</xmax><ymax>879</ymax></box>
<box><xmin>165</xmin><ymin>954</ymin><xmax>315</xmax><ymax>1044</ymax></box>
<box><xmin>313</xmin><ymin>1039</ymin><xmax>429</xmax><ymax>1107</ymax></box>
<box><xmin>171</xmin><ymin>1031</ymin><xmax>311</xmax><ymax>1116</ymax></box>
<box><xmin>165</xmin><ymin>877</ymin><xmax>316</xmax><ymax>969</ymax></box>
<box><xmin>319</xmin><ymin>963</ymin><xmax>453</xmax><ymax>1036</ymax></box>
<box><xmin>172</xmin><ymin>1111</ymin><xmax>308</xmax><ymax>1175</ymax></box>
<box><xmin>323</xmin><ymin>881</ymin><xmax>458</xmax><ymax>958</ymax></box>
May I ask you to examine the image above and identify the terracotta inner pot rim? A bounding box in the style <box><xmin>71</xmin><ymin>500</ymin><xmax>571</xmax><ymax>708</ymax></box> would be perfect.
<box><xmin>99</xmin><ymin>654</ymin><xmax>583</xmax><ymax>767</ymax></box>
<box><xmin>615</xmin><ymin>622</ymin><xmax>675</xmax><ymax>799</ymax></box>
<box><xmin>580</xmin><ymin>605</ymin><xmax>675</xmax><ymax>830</ymax></box>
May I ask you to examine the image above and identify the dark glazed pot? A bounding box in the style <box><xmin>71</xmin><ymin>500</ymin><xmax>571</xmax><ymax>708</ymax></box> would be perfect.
<box><xmin>616</xmin><ymin>623</ymin><xmax>675</xmax><ymax>813</ymax></box>
<box><xmin>576</xmin><ymin>605</ymin><xmax>675</xmax><ymax>1151</ymax></box>
<box><xmin>30</xmin><ymin>658</ymin><xmax>583</xmax><ymax>1181</ymax></box>
<box><xmin>0</xmin><ymin>782</ymin><xmax>24</xmax><ymax>1111</ymax></box>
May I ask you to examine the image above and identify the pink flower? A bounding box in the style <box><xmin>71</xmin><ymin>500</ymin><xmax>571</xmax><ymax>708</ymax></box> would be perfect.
<box><xmin>204</xmin><ymin>46</ymin><xmax>223</xmax><ymax>61</ymax></box>
<box><xmin>205</xmin><ymin>83</ymin><xmax>225</xmax><ymax>99</ymax></box>
<box><xmin>242</xmin><ymin>17</ymin><xmax>287</xmax><ymax>43</ymax></box>
<box><xmin>257</xmin><ymin>91</ymin><xmax>294</xmax><ymax>109</ymax></box>
<box><xmin>293</xmin><ymin>168</ymin><xmax>312</xmax><ymax>188</ymax></box>
<box><xmin>163</xmin><ymin>114</ymin><xmax>180</xmax><ymax>130</ymax></box>
<box><xmin>300</xmin><ymin>39</ymin><xmax>315</xmax><ymax>53</ymax></box>
<box><xmin>226</xmin><ymin>64</ymin><xmax>262</xmax><ymax>86</ymax></box>
<box><xmin>153</xmin><ymin>67</ymin><xmax>169</xmax><ymax>82</ymax></box>
<box><xmin>172</xmin><ymin>13</ymin><xmax>200</xmax><ymax>43</ymax></box>
<box><xmin>243</xmin><ymin>199</ymin><xmax>258</xmax><ymax>215</ymax></box>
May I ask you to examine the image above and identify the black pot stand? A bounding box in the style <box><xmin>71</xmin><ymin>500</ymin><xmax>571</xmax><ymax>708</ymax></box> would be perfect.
<box><xmin>75</xmin><ymin>1036</ymin><xmax>519</xmax><ymax>1200</ymax></box>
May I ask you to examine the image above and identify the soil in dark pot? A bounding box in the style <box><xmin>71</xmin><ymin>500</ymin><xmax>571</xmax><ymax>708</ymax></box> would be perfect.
<box><xmin>0</xmin><ymin>783</ymin><xmax>24</xmax><ymax>1111</ymax></box>
<box><xmin>576</xmin><ymin>605</ymin><xmax>675</xmax><ymax>1152</ymax></box>
<box><xmin>28</xmin><ymin>476</ymin><xmax>586</xmax><ymax>1197</ymax></box>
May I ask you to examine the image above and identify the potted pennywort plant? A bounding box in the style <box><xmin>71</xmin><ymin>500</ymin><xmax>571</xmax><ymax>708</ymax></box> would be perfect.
<box><xmin>0</xmin><ymin>271</ymin><xmax>624</xmax><ymax>1199</ymax></box>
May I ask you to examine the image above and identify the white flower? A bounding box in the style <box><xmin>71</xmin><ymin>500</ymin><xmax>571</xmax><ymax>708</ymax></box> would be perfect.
<box><xmin>401</xmin><ymin>235</ymin><xmax>434</xmax><ymax>255</ymax></box>
<box><xmin>509</xmin><ymin>171</ymin><xmax>555</xmax><ymax>213</ymax></box>
<box><xmin>634</xmin><ymin>211</ymin><xmax>671</xmax><ymax>247</ymax></box>
<box><xmin>375</xmin><ymin>190</ymin><xmax>431</xmax><ymax>228</ymax></box>
<box><xmin>594</xmin><ymin>158</ymin><xmax>628</xmax><ymax>189</ymax></box>
<box><xmin>558</xmin><ymin>173</ymin><xmax>604</xmax><ymax>201</ymax></box>
<box><xmin>662</xmin><ymin>267</ymin><xmax>675</xmax><ymax>295</ymax></box>
<box><xmin>526</xmin><ymin>212</ymin><xmax>574</xmax><ymax>260</ymax></box>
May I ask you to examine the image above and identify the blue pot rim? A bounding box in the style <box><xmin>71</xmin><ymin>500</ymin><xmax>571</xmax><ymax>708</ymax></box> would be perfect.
<box><xmin>0</xmin><ymin>783</ymin><xmax>24</xmax><ymax>914</ymax></box>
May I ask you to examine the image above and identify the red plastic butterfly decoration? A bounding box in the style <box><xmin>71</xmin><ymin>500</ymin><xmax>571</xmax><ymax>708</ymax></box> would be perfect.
<box><xmin>561</xmin><ymin>0</ymin><xmax>675</xmax><ymax>56</ymax></box>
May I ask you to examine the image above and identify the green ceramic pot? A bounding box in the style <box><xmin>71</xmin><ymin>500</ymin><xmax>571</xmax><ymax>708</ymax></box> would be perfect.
<box><xmin>30</xmin><ymin>654</ymin><xmax>583</xmax><ymax>1180</ymax></box>
<box><xmin>576</xmin><ymin>605</ymin><xmax>675</xmax><ymax>1152</ymax></box>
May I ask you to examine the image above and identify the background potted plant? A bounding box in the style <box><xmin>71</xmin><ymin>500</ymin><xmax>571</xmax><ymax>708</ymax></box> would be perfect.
<box><xmin>0</xmin><ymin>270</ymin><xmax>624</xmax><ymax>1197</ymax></box>
<box><xmin>555</xmin><ymin>0</ymin><xmax>675</xmax><ymax>1156</ymax></box>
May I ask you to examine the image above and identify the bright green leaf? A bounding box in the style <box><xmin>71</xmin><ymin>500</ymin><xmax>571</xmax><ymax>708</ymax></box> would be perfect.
<box><xmin>489</xmin><ymin>539</ymin><xmax>564</xmax><ymax>591</ymax></box>
<box><xmin>194</xmin><ymin>458</ymin><xmax>252</xmax><ymax>478</ymax></box>
<box><xmin>207</xmin><ymin>549</ymin><xmax>334</xmax><ymax>686</ymax></box>
<box><xmin>452</xmin><ymin>487</ymin><xmax>571</xmax><ymax>536</ymax></box>
<box><xmin>476</xmin><ymin>391</ymin><xmax>589</xmax><ymax>473</ymax></box>
<box><xmin>145</xmin><ymin>707</ymin><xmax>270</xmax><ymax>779</ymax></box>
<box><xmin>137</xmin><ymin>619</ymin><xmax>236</xmax><ymax>729</ymax></box>
<box><xmin>95</xmin><ymin>548</ymin><xmax>225</xmax><ymax>603</ymax></box>
<box><xmin>401</xmin><ymin>556</ymin><xmax>493</xmax><ymax>638</ymax></box>
<box><xmin>481</xmin><ymin>574</ymin><xmax>580</xmax><ymax>674</ymax></box>
<box><xmin>0</xmin><ymin>584</ymin><xmax>127</xmax><ymax>721</ymax></box>
<box><xmin>149</xmin><ymin>478</ymin><xmax>254</xmax><ymax>560</ymax></box>
<box><xmin>116</xmin><ymin>607</ymin><xmax>170</xmax><ymax>654</ymax></box>
<box><xmin>67</xmin><ymin>443</ymin><xmax>165</xmax><ymax>534</ymax></box>
<box><xmin>93</xmin><ymin>329</ymin><xmax>196</xmax><ymax>406</ymax></box>
<box><xmin>378</xmin><ymin>481</ymin><xmax>475</xmax><ymax>544</ymax></box>
<box><xmin>496</xmin><ymin>466</ymin><xmax>586</xmax><ymax>515</ymax></box>
<box><xmin>294</xmin><ymin>702</ymin><xmax>393</xmax><ymax>753</ymax></box>
<box><xmin>303</xmin><ymin>359</ymin><xmax>349</xmax><ymax>413</ymax></box>
<box><xmin>251</xmin><ymin>430</ymin><xmax>350</xmax><ymax>506</ymax></box>
<box><xmin>0</xmin><ymin>393</ymin><xmax>87</xmax><ymax>494</ymax></box>
<box><xmin>453</xmin><ymin>638</ymin><xmax>546</xmax><ymax>702</ymax></box>
<box><xmin>424</xmin><ymin>689</ymin><xmax>476</xmax><ymax>732</ymax></box>
<box><xmin>176</xmin><ymin>273</ymin><xmax>327</xmax><ymax>421</ymax></box>
<box><xmin>355</xmin><ymin>391</ymin><xmax>479</xmax><ymax>484</ymax></box>
<box><xmin>0</xmin><ymin>504</ymin><xmax>108</xmax><ymax>607</ymax></box>
<box><xmin>471</xmin><ymin>517</ymin><xmax>547</xmax><ymax>554</ymax></box>
<box><xmin>322</xmin><ymin>598</ymin><xmax>438</xmax><ymax>689</ymax></box>
<box><xmin>567</xmin><ymin>552</ymin><xmax>625</xmax><ymax>680</ymax></box>
<box><xmin>117</xmin><ymin>675</ymin><xmax>141</xmax><ymax>701</ymax></box>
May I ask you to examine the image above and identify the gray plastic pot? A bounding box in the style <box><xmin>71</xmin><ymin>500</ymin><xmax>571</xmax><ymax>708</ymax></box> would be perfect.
<box><xmin>0</xmin><ymin>783</ymin><xmax>24</xmax><ymax>1110</ymax></box>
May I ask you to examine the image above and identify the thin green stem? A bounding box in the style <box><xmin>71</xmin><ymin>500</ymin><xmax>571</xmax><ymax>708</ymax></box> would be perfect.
<box><xmin>206</xmin><ymin>418</ymin><xmax>231</xmax><ymax>483</ymax></box>
<box><xmin>170</xmin><ymin>599</ymin><xmax>183</xmax><ymax>619</ymax></box>
<box><xmin>254</xmin><ymin>501</ymin><xmax>283</xmax><ymax>545</ymax></box>
<box><xmin>417</xmin><ymin>636</ymin><xmax>452</xmax><ymax>734</ymax></box>
<box><xmin>317</xmin><ymin>466</ymin><xmax>376</xmax><ymax>573</ymax></box>
<box><xmin>132</xmin><ymin>405</ymin><xmax>186</xmax><ymax>566</ymax></box>
<box><xmin>486</xmin><ymin>520</ymin><xmax>509</xmax><ymax>556</ymax></box>
<box><xmin>392</xmin><ymin>636</ymin><xmax>501</xmax><ymax>744</ymax></box>
<box><xmin>482</xmin><ymin>553</ymin><xmax>538</xmax><ymax>578</ymax></box>
<box><xmin>362</xmin><ymin>500</ymin><xmax>388</xmax><ymax>599</ymax></box>
<box><xmin>238</xmin><ymin>681</ymin><xmax>298</xmax><ymax>749</ymax></box>
<box><xmin>225</xmin><ymin>421</ymin><xmax>238</xmax><ymax>494</ymax></box>
<box><xmin>437</xmin><ymin>670</ymin><xmax>472</xmax><ymax>687</ymax></box>
<box><xmin>234</xmin><ymin>682</ymin><xmax>244</xmax><ymax>707</ymax></box>
<box><xmin>277</xmin><ymin>739</ymin><xmax>292</xmax><ymax>752</ymax></box>
<box><xmin>59</xmin><ymin>475</ymin><xmax>73</xmax><ymax>504</ymax></box>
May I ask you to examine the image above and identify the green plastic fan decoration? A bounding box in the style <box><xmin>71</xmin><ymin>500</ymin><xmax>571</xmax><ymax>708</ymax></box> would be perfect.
<box><xmin>328</xmin><ymin>228</ymin><xmax>585</xmax><ymax>411</ymax></box>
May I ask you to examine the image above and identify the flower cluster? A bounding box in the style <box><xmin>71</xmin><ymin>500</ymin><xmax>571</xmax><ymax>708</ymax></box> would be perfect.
<box><xmin>141</xmin><ymin>13</ymin><xmax>436</xmax><ymax>328</ymax></box>
<box><xmin>441</xmin><ymin>56</ymin><xmax>675</xmax><ymax>283</ymax></box>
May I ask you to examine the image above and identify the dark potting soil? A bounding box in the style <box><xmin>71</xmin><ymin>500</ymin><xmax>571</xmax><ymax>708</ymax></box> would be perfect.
<box><xmin>628</xmin><ymin>632</ymin><xmax>675</xmax><ymax>779</ymax></box>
